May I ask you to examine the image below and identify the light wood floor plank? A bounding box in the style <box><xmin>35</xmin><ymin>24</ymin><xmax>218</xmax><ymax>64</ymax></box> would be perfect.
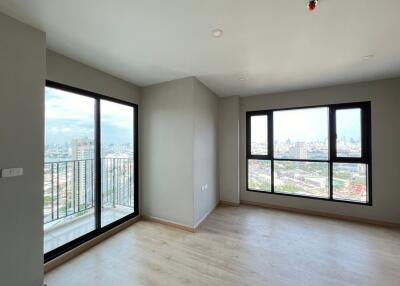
<box><xmin>45</xmin><ymin>205</ymin><xmax>400</xmax><ymax>286</ymax></box>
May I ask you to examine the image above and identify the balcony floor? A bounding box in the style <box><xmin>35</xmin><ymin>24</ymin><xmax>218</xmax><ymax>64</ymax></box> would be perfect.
<box><xmin>44</xmin><ymin>207</ymin><xmax>133</xmax><ymax>254</ymax></box>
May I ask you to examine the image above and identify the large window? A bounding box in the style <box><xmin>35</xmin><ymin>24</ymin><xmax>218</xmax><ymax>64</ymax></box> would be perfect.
<box><xmin>44</xmin><ymin>81</ymin><xmax>138</xmax><ymax>262</ymax></box>
<box><xmin>246</xmin><ymin>102</ymin><xmax>371</xmax><ymax>205</ymax></box>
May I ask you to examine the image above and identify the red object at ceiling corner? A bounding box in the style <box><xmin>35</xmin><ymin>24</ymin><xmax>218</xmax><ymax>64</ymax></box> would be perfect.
<box><xmin>308</xmin><ymin>0</ymin><xmax>318</xmax><ymax>11</ymax></box>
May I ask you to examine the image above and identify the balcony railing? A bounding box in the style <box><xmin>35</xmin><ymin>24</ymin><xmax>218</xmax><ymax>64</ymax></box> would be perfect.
<box><xmin>44</xmin><ymin>158</ymin><xmax>134</xmax><ymax>224</ymax></box>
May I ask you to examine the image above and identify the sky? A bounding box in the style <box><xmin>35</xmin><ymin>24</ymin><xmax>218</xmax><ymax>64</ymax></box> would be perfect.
<box><xmin>336</xmin><ymin>109</ymin><xmax>361</xmax><ymax>141</ymax></box>
<box><xmin>251</xmin><ymin>107</ymin><xmax>361</xmax><ymax>143</ymax></box>
<box><xmin>45</xmin><ymin>87</ymin><xmax>134</xmax><ymax>146</ymax></box>
<box><xmin>274</xmin><ymin>107</ymin><xmax>329</xmax><ymax>142</ymax></box>
<box><xmin>46</xmin><ymin>86</ymin><xmax>359</xmax><ymax>147</ymax></box>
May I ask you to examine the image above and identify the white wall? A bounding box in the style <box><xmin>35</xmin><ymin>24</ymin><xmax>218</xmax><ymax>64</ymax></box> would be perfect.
<box><xmin>0</xmin><ymin>12</ymin><xmax>46</xmax><ymax>286</ymax></box>
<box><xmin>218</xmin><ymin>96</ymin><xmax>240</xmax><ymax>204</ymax></box>
<box><xmin>193</xmin><ymin>79</ymin><xmax>219</xmax><ymax>227</ymax></box>
<box><xmin>229</xmin><ymin>78</ymin><xmax>400</xmax><ymax>224</ymax></box>
<box><xmin>141</xmin><ymin>77</ymin><xmax>219</xmax><ymax>227</ymax></box>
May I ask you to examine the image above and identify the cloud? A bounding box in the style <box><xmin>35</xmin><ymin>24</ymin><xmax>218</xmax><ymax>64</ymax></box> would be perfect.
<box><xmin>45</xmin><ymin>87</ymin><xmax>134</xmax><ymax>145</ymax></box>
<box><xmin>61</xmin><ymin>128</ymin><xmax>71</xmax><ymax>133</ymax></box>
<box><xmin>100</xmin><ymin>100</ymin><xmax>134</xmax><ymax>130</ymax></box>
<box><xmin>45</xmin><ymin>87</ymin><xmax>95</xmax><ymax>121</ymax></box>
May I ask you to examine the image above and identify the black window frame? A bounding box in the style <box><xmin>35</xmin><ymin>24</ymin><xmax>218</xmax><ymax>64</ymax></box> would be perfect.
<box><xmin>44</xmin><ymin>80</ymin><xmax>139</xmax><ymax>262</ymax></box>
<box><xmin>246</xmin><ymin>101</ymin><xmax>372</xmax><ymax>206</ymax></box>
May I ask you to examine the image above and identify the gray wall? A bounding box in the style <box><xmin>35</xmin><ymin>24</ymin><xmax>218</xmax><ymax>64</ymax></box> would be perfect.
<box><xmin>193</xmin><ymin>79</ymin><xmax>219</xmax><ymax>227</ymax></box>
<box><xmin>218</xmin><ymin>96</ymin><xmax>240</xmax><ymax>204</ymax></box>
<box><xmin>236</xmin><ymin>78</ymin><xmax>400</xmax><ymax>224</ymax></box>
<box><xmin>47</xmin><ymin>50</ymin><xmax>140</xmax><ymax>104</ymax></box>
<box><xmin>0</xmin><ymin>12</ymin><xmax>46</xmax><ymax>286</ymax></box>
<box><xmin>0</xmin><ymin>35</ymin><xmax>141</xmax><ymax>286</ymax></box>
<box><xmin>141</xmin><ymin>78</ymin><xmax>195</xmax><ymax>227</ymax></box>
<box><xmin>141</xmin><ymin>77</ymin><xmax>219</xmax><ymax>227</ymax></box>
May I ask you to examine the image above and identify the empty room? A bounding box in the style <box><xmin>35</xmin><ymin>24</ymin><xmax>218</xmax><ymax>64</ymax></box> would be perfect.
<box><xmin>1</xmin><ymin>1</ymin><xmax>400</xmax><ymax>285</ymax></box>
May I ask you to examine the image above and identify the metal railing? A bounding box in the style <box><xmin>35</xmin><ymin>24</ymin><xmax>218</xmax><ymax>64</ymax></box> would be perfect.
<box><xmin>43</xmin><ymin>158</ymin><xmax>134</xmax><ymax>224</ymax></box>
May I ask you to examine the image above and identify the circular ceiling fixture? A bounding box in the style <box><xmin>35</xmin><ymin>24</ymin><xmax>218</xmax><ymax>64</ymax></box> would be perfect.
<box><xmin>363</xmin><ymin>54</ymin><xmax>374</xmax><ymax>60</ymax></box>
<box><xmin>307</xmin><ymin>0</ymin><xmax>318</xmax><ymax>11</ymax></box>
<box><xmin>211</xmin><ymin>29</ymin><xmax>224</xmax><ymax>38</ymax></box>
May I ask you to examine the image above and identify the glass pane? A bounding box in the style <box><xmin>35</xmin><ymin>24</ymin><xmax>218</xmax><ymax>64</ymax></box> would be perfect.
<box><xmin>248</xmin><ymin>160</ymin><xmax>271</xmax><ymax>192</ymax></box>
<box><xmin>251</xmin><ymin>115</ymin><xmax>268</xmax><ymax>155</ymax></box>
<box><xmin>274</xmin><ymin>107</ymin><xmax>329</xmax><ymax>160</ymax></box>
<box><xmin>333</xmin><ymin>163</ymin><xmax>367</xmax><ymax>203</ymax></box>
<box><xmin>274</xmin><ymin>161</ymin><xmax>329</xmax><ymax>198</ymax></box>
<box><xmin>336</xmin><ymin>109</ymin><xmax>362</xmax><ymax>158</ymax></box>
<box><xmin>101</xmin><ymin>100</ymin><xmax>135</xmax><ymax>227</ymax></box>
<box><xmin>44</xmin><ymin>87</ymin><xmax>96</xmax><ymax>253</ymax></box>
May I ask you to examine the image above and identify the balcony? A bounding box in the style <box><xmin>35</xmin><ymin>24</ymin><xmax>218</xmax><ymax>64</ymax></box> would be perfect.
<box><xmin>44</xmin><ymin>158</ymin><xmax>134</xmax><ymax>253</ymax></box>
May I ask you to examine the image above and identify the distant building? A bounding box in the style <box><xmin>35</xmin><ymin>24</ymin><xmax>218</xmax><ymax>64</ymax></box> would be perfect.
<box><xmin>305</xmin><ymin>177</ymin><xmax>326</xmax><ymax>188</ymax></box>
<box><xmin>70</xmin><ymin>138</ymin><xmax>94</xmax><ymax>203</ymax></box>
<box><xmin>290</xmin><ymin>142</ymin><xmax>307</xmax><ymax>159</ymax></box>
<box><xmin>71</xmin><ymin>138</ymin><xmax>94</xmax><ymax>160</ymax></box>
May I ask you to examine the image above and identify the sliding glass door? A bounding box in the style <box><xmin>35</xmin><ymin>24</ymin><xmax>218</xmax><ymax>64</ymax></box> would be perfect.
<box><xmin>44</xmin><ymin>81</ymin><xmax>138</xmax><ymax>262</ymax></box>
<box><xmin>44</xmin><ymin>86</ymin><xmax>96</xmax><ymax>254</ymax></box>
<box><xmin>100</xmin><ymin>99</ymin><xmax>135</xmax><ymax>227</ymax></box>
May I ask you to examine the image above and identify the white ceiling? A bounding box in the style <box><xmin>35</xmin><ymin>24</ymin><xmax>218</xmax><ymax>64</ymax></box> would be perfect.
<box><xmin>1</xmin><ymin>0</ymin><xmax>400</xmax><ymax>97</ymax></box>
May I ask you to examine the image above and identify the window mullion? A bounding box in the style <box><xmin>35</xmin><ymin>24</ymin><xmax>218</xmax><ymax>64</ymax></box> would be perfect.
<box><xmin>246</xmin><ymin>113</ymin><xmax>251</xmax><ymax>158</ymax></box>
<box><xmin>328</xmin><ymin>107</ymin><xmax>336</xmax><ymax>200</ymax></box>
<box><xmin>95</xmin><ymin>97</ymin><xmax>101</xmax><ymax>230</ymax></box>
<box><xmin>361</xmin><ymin>104</ymin><xmax>369</xmax><ymax>161</ymax></box>
<box><xmin>269</xmin><ymin>111</ymin><xmax>274</xmax><ymax>193</ymax></box>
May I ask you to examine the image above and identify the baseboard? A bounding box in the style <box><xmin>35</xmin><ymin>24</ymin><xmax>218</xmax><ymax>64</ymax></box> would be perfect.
<box><xmin>241</xmin><ymin>200</ymin><xmax>400</xmax><ymax>228</ymax></box>
<box><xmin>194</xmin><ymin>201</ymin><xmax>219</xmax><ymax>230</ymax></box>
<box><xmin>219</xmin><ymin>200</ymin><xmax>240</xmax><ymax>207</ymax></box>
<box><xmin>44</xmin><ymin>215</ymin><xmax>141</xmax><ymax>273</ymax></box>
<box><xmin>141</xmin><ymin>214</ymin><xmax>196</xmax><ymax>232</ymax></box>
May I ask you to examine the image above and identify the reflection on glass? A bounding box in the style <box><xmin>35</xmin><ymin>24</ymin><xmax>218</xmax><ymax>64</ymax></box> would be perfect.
<box><xmin>248</xmin><ymin>160</ymin><xmax>271</xmax><ymax>192</ymax></box>
<box><xmin>101</xmin><ymin>100</ymin><xmax>135</xmax><ymax>227</ymax></box>
<box><xmin>274</xmin><ymin>161</ymin><xmax>329</xmax><ymax>198</ymax></box>
<box><xmin>44</xmin><ymin>87</ymin><xmax>96</xmax><ymax>253</ymax></box>
<box><xmin>336</xmin><ymin>109</ymin><xmax>362</xmax><ymax>158</ymax></box>
<box><xmin>251</xmin><ymin>115</ymin><xmax>268</xmax><ymax>155</ymax></box>
<box><xmin>333</xmin><ymin>163</ymin><xmax>367</xmax><ymax>203</ymax></box>
<box><xmin>273</xmin><ymin>107</ymin><xmax>329</xmax><ymax>160</ymax></box>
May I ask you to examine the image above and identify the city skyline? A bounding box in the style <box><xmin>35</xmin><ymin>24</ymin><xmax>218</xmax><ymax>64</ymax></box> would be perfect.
<box><xmin>251</xmin><ymin>107</ymin><xmax>362</xmax><ymax>144</ymax></box>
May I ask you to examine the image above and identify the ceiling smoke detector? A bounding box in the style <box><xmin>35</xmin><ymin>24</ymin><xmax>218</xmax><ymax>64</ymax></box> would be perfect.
<box><xmin>238</xmin><ymin>75</ymin><xmax>246</xmax><ymax>81</ymax></box>
<box><xmin>211</xmin><ymin>29</ymin><xmax>224</xmax><ymax>38</ymax></box>
<box><xmin>363</xmin><ymin>54</ymin><xmax>374</xmax><ymax>60</ymax></box>
<box><xmin>307</xmin><ymin>0</ymin><xmax>318</xmax><ymax>11</ymax></box>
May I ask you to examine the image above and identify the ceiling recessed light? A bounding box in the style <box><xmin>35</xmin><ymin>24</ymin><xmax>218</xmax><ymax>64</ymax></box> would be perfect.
<box><xmin>363</xmin><ymin>54</ymin><xmax>374</xmax><ymax>60</ymax></box>
<box><xmin>211</xmin><ymin>29</ymin><xmax>224</xmax><ymax>38</ymax></box>
<box><xmin>238</xmin><ymin>75</ymin><xmax>246</xmax><ymax>81</ymax></box>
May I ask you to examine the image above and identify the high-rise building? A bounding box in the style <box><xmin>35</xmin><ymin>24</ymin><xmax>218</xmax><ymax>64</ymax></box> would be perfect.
<box><xmin>290</xmin><ymin>142</ymin><xmax>307</xmax><ymax>159</ymax></box>
<box><xmin>70</xmin><ymin>138</ymin><xmax>95</xmax><ymax>207</ymax></box>
<box><xmin>71</xmin><ymin>138</ymin><xmax>94</xmax><ymax>160</ymax></box>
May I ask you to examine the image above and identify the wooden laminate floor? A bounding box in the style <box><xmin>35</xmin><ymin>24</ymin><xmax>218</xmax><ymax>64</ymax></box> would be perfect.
<box><xmin>45</xmin><ymin>205</ymin><xmax>400</xmax><ymax>286</ymax></box>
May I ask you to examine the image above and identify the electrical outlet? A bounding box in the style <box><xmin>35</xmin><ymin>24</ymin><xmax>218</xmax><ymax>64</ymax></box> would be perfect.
<box><xmin>201</xmin><ymin>184</ymin><xmax>208</xmax><ymax>191</ymax></box>
<box><xmin>0</xmin><ymin>168</ymin><xmax>24</xmax><ymax>178</ymax></box>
